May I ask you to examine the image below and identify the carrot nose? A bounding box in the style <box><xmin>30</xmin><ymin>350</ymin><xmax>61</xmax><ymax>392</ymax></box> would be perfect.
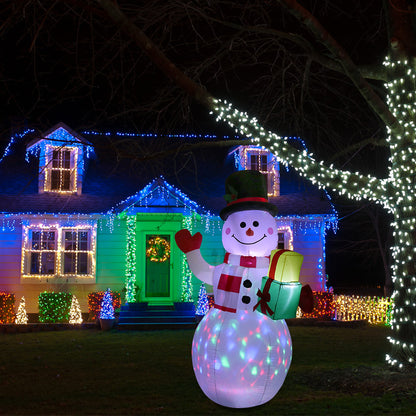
<box><xmin>246</xmin><ymin>228</ymin><xmax>254</xmax><ymax>236</ymax></box>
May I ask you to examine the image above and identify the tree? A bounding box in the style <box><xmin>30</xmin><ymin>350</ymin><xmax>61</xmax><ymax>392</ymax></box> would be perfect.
<box><xmin>93</xmin><ymin>0</ymin><xmax>416</xmax><ymax>369</ymax></box>
<box><xmin>196</xmin><ymin>284</ymin><xmax>209</xmax><ymax>316</ymax></box>
<box><xmin>69</xmin><ymin>295</ymin><xmax>83</xmax><ymax>324</ymax></box>
<box><xmin>100</xmin><ymin>288</ymin><xmax>115</xmax><ymax>320</ymax></box>
<box><xmin>15</xmin><ymin>296</ymin><xmax>28</xmax><ymax>325</ymax></box>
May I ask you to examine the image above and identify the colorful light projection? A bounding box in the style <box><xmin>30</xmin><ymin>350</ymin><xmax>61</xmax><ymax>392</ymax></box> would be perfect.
<box><xmin>192</xmin><ymin>308</ymin><xmax>292</xmax><ymax>408</ymax></box>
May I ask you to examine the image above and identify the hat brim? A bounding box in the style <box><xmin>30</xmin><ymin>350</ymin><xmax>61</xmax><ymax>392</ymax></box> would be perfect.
<box><xmin>220</xmin><ymin>201</ymin><xmax>279</xmax><ymax>221</ymax></box>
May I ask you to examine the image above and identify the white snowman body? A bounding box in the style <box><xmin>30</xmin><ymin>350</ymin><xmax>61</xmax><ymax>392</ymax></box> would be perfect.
<box><xmin>185</xmin><ymin>209</ymin><xmax>293</xmax><ymax>408</ymax></box>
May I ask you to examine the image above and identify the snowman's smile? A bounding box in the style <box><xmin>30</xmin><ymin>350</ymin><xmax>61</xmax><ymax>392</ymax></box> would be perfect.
<box><xmin>232</xmin><ymin>234</ymin><xmax>267</xmax><ymax>245</ymax></box>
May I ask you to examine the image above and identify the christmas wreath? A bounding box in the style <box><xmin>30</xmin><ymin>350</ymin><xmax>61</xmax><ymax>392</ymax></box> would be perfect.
<box><xmin>146</xmin><ymin>236</ymin><xmax>170</xmax><ymax>262</ymax></box>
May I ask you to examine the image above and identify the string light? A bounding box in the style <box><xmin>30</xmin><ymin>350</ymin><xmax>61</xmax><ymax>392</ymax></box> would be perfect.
<box><xmin>88</xmin><ymin>290</ymin><xmax>121</xmax><ymax>321</ymax></box>
<box><xmin>125</xmin><ymin>216</ymin><xmax>137</xmax><ymax>302</ymax></box>
<box><xmin>100</xmin><ymin>288</ymin><xmax>115</xmax><ymax>320</ymax></box>
<box><xmin>15</xmin><ymin>296</ymin><xmax>28</xmax><ymax>324</ymax></box>
<box><xmin>38</xmin><ymin>292</ymin><xmax>72</xmax><ymax>323</ymax></box>
<box><xmin>69</xmin><ymin>295</ymin><xmax>83</xmax><ymax>324</ymax></box>
<box><xmin>0</xmin><ymin>292</ymin><xmax>15</xmax><ymax>323</ymax></box>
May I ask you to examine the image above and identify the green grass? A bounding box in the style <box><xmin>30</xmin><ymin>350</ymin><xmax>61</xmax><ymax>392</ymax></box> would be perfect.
<box><xmin>0</xmin><ymin>324</ymin><xmax>415</xmax><ymax>415</ymax></box>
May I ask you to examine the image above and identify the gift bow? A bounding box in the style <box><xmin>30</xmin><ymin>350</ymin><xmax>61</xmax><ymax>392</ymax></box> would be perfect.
<box><xmin>253</xmin><ymin>278</ymin><xmax>274</xmax><ymax>316</ymax></box>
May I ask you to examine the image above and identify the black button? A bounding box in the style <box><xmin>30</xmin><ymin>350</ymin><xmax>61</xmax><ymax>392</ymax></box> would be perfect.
<box><xmin>242</xmin><ymin>296</ymin><xmax>251</xmax><ymax>304</ymax></box>
<box><xmin>243</xmin><ymin>279</ymin><xmax>252</xmax><ymax>288</ymax></box>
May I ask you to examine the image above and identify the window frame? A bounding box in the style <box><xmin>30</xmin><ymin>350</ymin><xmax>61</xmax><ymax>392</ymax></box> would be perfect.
<box><xmin>43</xmin><ymin>145</ymin><xmax>78</xmax><ymax>193</ymax></box>
<box><xmin>21</xmin><ymin>224</ymin><xmax>96</xmax><ymax>283</ymax></box>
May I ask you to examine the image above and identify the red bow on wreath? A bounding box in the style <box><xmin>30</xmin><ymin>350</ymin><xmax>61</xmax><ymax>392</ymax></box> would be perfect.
<box><xmin>253</xmin><ymin>278</ymin><xmax>274</xmax><ymax>317</ymax></box>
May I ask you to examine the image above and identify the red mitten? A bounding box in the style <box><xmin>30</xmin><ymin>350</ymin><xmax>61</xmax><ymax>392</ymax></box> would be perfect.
<box><xmin>298</xmin><ymin>284</ymin><xmax>314</xmax><ymax>313</ymax></box>
<box><xmin>175</xmin><ymin>229</ymin><xmax>203</xmax><ymax>253</ymax></box>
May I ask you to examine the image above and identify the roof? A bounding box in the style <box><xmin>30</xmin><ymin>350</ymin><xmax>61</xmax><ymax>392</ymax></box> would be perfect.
<box><xmin>0</xmin><ymin>126</ymin><xmax>335</xmax><ymax>219</ymax></box>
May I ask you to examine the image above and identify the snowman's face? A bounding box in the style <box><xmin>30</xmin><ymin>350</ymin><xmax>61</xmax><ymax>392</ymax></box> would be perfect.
<box><xmin>222</xmin><ymin>210</ymin><xmax>277</xmax><ymax>256</ymax></box>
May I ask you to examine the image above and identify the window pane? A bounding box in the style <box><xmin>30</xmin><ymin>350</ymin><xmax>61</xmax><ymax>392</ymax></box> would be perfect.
<box><xmin>51</xmin><ymin>170</ymin><xmax>60</xmax><ymax>190</ymax></box>
<box><xmin>64</xmin><ymin>252</ymin><xmax>76</xmax><ymax>274</ymax></box>
<box><xmin>31</xmin><ymin>231</ymin><xmax>41</xmax><ymax>249</ymax></box>
<box><xmin>62</xmin><ymin>150</ymin><xmax>71</xmax><ymax>169</ymax></box>
<box><xmin>261</xmin><ymin>155</ymin><xmax>268</xmax><ymax>171</ymax></box>
<box><xmin>78</xmin><ymin>231</ymin><xmax>88</xmax><ymax>250</ymax></box>
<box><xmin>250</xmin><ymin>155</ymin><xmax>257</xmax><ymax>170</ymax></box>
<box><xmin>77</xmin><ymin>253</ymin><xmax>88</xmax><ymax>274</ymax></box>
<box><xmin>62</xmin><ymin>171</ymin><xmax>71</xmax><ymax>190</ymax></box>
<box><xmin>41</xmin><ymin>252</ymin><xmax>55</xmax><ymax>274</ymax></box>
<box><xmin>44</xmin><ymin>231</ymin><xmax>55</xmax><ymax>250</ymax></box>
<box><xmin>64</xmin><ymin>231</ymin><xmax>76</xmax><ymax>250</ymax></box>
<box><xmin>30</xmin><ymin>253</ymin><xmax>40</xmax><ymax>274</ymax></box>
<box><xmin>52</xmin><ymin>150</ymin><xmax>60</xmax><ymax>168</ymax></box>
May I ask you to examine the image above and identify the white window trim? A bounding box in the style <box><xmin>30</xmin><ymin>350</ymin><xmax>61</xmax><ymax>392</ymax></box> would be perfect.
<box><xmin>43</xmin><ymin>145</ymin><xmax>79</xmax><ymax>194</ymax></box>
<box><xmin>21</xmin><ymin>223</ymin><xmax>96</xmax><ymax>284</ymax></box>
<box><xmin>277</xmin><ymin>225</ymin><xmax>294</xmax><ymax>250</ymax></box>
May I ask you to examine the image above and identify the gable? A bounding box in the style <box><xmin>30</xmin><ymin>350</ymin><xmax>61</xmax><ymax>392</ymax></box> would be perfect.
<box><xmin>115</xmin><ymin>176</ymin><xmax>211</xmax><ymax>217</ymax></box>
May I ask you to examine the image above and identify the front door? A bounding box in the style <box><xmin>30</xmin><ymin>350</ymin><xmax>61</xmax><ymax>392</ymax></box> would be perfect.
<box><xmin>145</xmin><ymin>234</ymin><xmax>171</xmax><ymax>299</ymax></box>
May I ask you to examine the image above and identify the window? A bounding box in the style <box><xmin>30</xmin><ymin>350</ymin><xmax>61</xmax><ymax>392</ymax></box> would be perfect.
<box><xmin>277</xmin><ymin>232</ymin><xmax>285</xmax><ymax>250</ymax></box>
<box><xmin>44</xmin><ymin>146</ymin><xmax>77</xmax><ymax>193</ymax></box>
<box><xmin>63</xmin><ymin>230</ymin><xmax>90</xmax><ymax>275</ymax></box>
<box><xmin>22</xmin><ymin>225</ymin><xmax>95</xmax><ymax>281</ymax></box>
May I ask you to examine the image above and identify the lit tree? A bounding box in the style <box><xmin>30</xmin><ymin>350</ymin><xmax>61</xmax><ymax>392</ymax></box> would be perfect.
<box><xmin>100</xmin><ymin>288</ymin><xmax>115</xmax><ymax>320</ymax></box>
<box><xmin>94</xmin><ymin>0</ymin><xmax>416</xmax><ymax>369</ymax></box>
<box><xmin>69</xmin><ymin>295</ymin><xmax>83</xmax><ymax>324</ymax></box>
<box><xmin>15</xmin><ymin>296</ymin><xmax>28</xmax><ymax>325</ymax></box>
<box><xmin>196</xmin><ymin>284</ymin><xmax>209</xmax><ymax>316</ymax></box>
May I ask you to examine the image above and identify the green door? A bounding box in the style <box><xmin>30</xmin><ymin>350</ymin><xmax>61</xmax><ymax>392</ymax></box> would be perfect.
<box><xmin>145</xmin><ymin>234</ymin><xmax>171</xmax><ymax>298</ymax></box>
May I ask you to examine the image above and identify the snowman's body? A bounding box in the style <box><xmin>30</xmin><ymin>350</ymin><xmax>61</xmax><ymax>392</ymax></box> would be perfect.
<box><xmin>178</xmin><ymin>209</ymin><xmax>293</xmax><ymax>408</ymax></box>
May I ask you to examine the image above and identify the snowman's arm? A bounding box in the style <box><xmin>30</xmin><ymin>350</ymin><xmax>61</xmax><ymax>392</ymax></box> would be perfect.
<box><xmin>185</xmin><ymin>249</ymin><xmax>214</xmax><ymax>286</ymax></box>
<box><xmin>175</xmin><ymin>229</ymin><xmax>214</xmax><ymax>286</ymax></box>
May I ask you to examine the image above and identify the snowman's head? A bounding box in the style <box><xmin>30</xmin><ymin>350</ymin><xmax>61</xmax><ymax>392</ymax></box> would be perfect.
<box><xmin>222</xmin><ymin>209</ymin><xmax>277</xmax><ymax>256</ymax></box>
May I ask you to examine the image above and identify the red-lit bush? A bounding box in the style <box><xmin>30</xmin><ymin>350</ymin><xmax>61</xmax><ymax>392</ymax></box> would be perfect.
<box><xmin>301</xmin><ymin>291</ymin><xmax>335</xmax><ymax>319</ymax></box>
<box><xmin>0</xmin><ymin>292</ymin><xmax>15</xmax><ymax>323</ymax></box>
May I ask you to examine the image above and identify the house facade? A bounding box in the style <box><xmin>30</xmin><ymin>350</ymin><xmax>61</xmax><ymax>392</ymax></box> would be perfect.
<box><xmin>0</xmin><ymin>124</ymin><xmax>337</xmax><ymax>313</ymax></box>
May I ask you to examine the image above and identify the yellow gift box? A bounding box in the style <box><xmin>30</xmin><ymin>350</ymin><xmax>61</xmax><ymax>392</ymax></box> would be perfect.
<box><xmin>267</xmin><ymin>249</ymin><xmax>303</xmax><ymax>283</ymax></box>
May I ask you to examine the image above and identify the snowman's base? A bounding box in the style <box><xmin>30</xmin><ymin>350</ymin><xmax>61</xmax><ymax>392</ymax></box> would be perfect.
<box><xmin>192</xmin><ymin>308</ymin><xmax>292</xmax><ymax>408</ymax></box>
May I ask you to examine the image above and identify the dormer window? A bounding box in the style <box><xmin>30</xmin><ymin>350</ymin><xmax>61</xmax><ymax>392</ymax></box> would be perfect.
<box><xmin>233</xmin><ymin>146</ymin><xmax>280</xmax><ymax>197</ymax></box>
<box><xmin>45</xmin><ymin>146</ymin><xmax>77</xmax><ymax>193</ymax></box>
<box><xmin>25</xmin><ymin>123</ymin><xmax>94</xmax><ymax>196</ymax></box>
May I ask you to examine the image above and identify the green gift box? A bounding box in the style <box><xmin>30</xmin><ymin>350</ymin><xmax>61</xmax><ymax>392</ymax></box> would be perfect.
<box><xmin>254</xmin><ymin>277</ymin><xmax>302</xmax><ymax>320</ymax></box>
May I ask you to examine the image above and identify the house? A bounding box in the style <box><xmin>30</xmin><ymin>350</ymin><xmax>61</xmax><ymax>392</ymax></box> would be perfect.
<box><xmin>0</xmin><ymin>123</ymin><xmax>337</xmax><ymax>314</ymax></box>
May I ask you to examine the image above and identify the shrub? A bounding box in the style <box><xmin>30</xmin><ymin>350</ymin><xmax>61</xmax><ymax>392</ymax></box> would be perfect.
<box><xmin>38</xmin><ymin>292</ymin><xmax>72</xmax><ymax>323</ymax></box>
<box><xmin>0</xmin><ymin>292</ymin><xmax>15</xmax><ymax>323</ymax></box>
<box><xmin>301</xmin><ymin>291</ymin><xmax>335</xmax><ymax>319</ymax></box>
<box><xmin>88</xmin><ymin>290</ymin><xmax>121</xmax><ymax>321</ymax></box>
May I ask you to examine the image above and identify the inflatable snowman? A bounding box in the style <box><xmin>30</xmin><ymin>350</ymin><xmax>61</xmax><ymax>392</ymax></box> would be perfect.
<box><xmin>175</xmin><ymin>171</ymin><xmax>300</xmax><ymax>409</ymax></box>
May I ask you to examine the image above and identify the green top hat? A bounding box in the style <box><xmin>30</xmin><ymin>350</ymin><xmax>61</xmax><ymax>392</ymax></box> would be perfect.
<box><xmin>220</xmin><ymin>170</ymin><xmax>279</xmax><ymax>220</ymax></box>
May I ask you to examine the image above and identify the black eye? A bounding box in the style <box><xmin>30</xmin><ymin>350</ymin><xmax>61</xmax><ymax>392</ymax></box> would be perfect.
<box><xmin>253</xmin><ymin>221</ymin><xmax>259</xmax><ymax>227</ymax></box>
<box><xmin>240</xmin><ymin>222</ymin><xmax>246</xmax><ymax>228</ymax></box>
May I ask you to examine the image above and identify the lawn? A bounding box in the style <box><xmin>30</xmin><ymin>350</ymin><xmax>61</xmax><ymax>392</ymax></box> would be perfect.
<box><xmin>0</xmin><ymin>324</ymin><xmax>415</xmax><ymax>415</ymax></box>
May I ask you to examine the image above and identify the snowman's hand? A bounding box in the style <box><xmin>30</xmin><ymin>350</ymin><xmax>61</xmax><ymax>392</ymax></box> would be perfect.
<box><xmin>175</xmin><ymin>229</ymin><xmax>203</xmax><ymax>253</ymax></box>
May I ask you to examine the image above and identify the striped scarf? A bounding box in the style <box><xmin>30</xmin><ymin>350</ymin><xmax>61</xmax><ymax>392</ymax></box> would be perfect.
<box><xmin>214</xmin><ymin>253</ymin><xmax>270</xmax><ymax>313</ymax></box>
